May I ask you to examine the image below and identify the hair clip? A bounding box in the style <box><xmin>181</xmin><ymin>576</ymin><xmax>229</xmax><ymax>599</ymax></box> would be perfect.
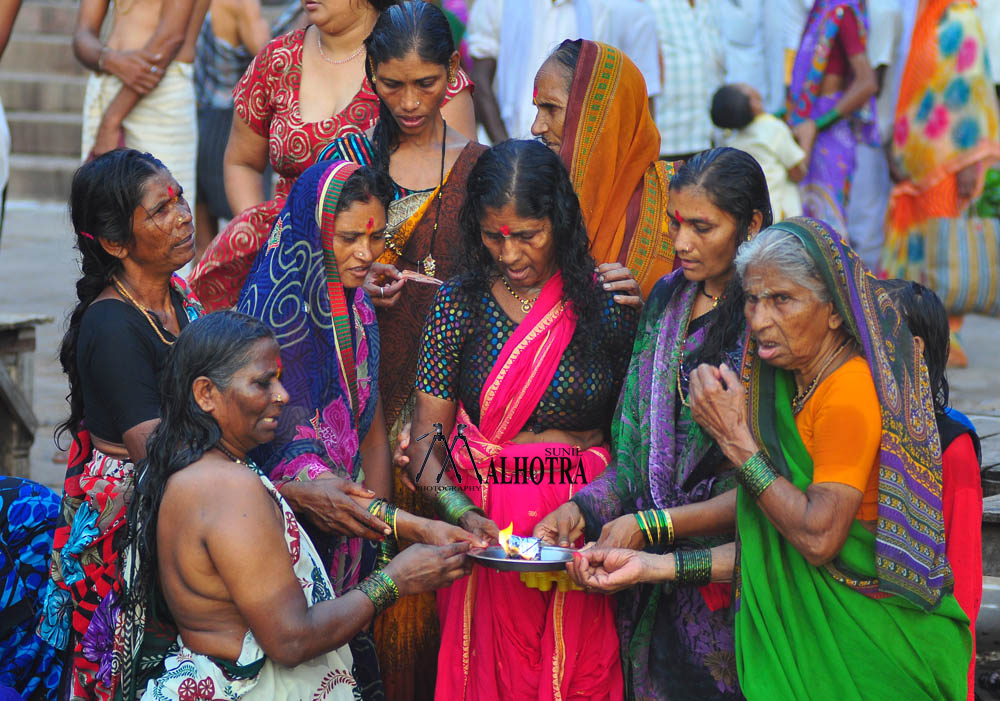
<box><xmin>500</xmin><ymin>225</ymin><xmax>511</xmax><ymax>238</ymax></box>
<box><xmin>80</xmin><ymin>231</ymin><xmax>95</xmax><ymax>240</ymax></box>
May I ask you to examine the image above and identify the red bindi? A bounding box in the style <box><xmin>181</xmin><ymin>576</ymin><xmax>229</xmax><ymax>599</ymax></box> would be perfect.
<box><xmin>167</xmin><ymin>186</ymin><xmax>174</xmax><ymax>198</ymax></box>
<box><xmin>366</xmin><ymin>217</ymin><xmax>374</xmax><ymax>234</ymax></box>
<box><xmin>532</xmin><ymin>87</ymin><xmax>538</xmax><ymax>104</ymax></box>
<box><xmin>674</xmin><ymin>209</ymin><xmax>684</xmax><ymax>223</ymax></box>
<box><xmin>500</xmin><ymin>225</ymin><xmax>511</xmax><ymax>238</ymax></box>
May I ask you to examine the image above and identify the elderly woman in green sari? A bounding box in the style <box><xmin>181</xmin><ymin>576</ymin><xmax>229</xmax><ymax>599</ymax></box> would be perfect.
<box><xmin>570</xmin><ymin>218</ymin><xmax>972</xmax><ymax>700</ymax></box>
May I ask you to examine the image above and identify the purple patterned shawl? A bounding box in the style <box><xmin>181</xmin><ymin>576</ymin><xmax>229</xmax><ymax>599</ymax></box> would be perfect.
<box><xmin>573</xmin><ymin>270</ymin><xmax>742</xmax><ymax>698</ymax></box>
<box><xmin>744</xmin><ymin>217</ymin><xmax>951</xmax><ymax>609</ymax></box>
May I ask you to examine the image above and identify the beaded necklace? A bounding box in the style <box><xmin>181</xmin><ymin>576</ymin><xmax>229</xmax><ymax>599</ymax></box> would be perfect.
<box><xmin>790</xmin><ymin>338</ymin><xmax>852</xmax><ymax>414</ymax></box>
<box><xmin>500</xmin><ymin>275</ymin><xmax>539</xmax><ymax>313</ymax></box>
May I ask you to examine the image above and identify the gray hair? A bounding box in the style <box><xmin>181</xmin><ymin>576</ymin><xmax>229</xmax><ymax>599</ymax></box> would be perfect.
<box><xmin>734</xmin><ymin>227</ymin><xmax>830</xmax><ymax>302</ymax></box>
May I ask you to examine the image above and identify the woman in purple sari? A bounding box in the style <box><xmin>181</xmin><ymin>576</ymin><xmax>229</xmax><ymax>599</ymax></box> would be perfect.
<box><xmin>535</xmin><ymin>148</ymin><xmax>773</xmax><ymax>700</ymax></box>
<box><xmin>787</xmin><ymin>0</ymin><xmax>878</xmax><ymax>233</ymax></box>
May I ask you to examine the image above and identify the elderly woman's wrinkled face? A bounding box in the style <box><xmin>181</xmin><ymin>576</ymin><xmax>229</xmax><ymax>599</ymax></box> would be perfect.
<box><xmin>668</xmin><ymin>186</ymin><xmax>744</xmax><ymax>288</ymax></box>
<box><xmin>332</xmin><ymin>197</ymin><xmax>387</xmax><ymax>289</ymax></box>
<box><xmin>480</xmin><ymin>201</ymin><xmax>558</xmax><ymax>291</ymax></box>
<box><xmin>530</xmin><ymin>60</ymin><xmax>570</xmax><ymax>152</ymax></box>
<box><xmin>128</xmin><ymin>170</ymin><xmax>195</xmax><ymax>272</ymax></box>
<box><xmin>743</xmin><ymin>264</ymin><xmax>844</xmax><ymax>370</ymax></box>
<box><xmin>203</xmin><ymin>338</ymin><xmax>288</xmax><ymax>453</ymax></box>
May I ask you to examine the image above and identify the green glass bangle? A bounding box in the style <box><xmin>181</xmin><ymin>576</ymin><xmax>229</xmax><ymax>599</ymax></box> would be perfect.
<box><xmin>357</xmin><ymin>570</ymin><xmax>399</xmax><ymax>615</ymax></box>
<box><xmin>634</xmin><ymin>509</ymin><xmax>675</xmax><ymax>546</ymax></box>
<box><xmin>435</xmin><ymin>487</ymin><xmax>485</xmax><ymax>525</ymax></box>
<box><xmin>737</xmin><ymin>451</ymin><xmax>779</xmax><ymax>499</ymax></box>
<box><xmin>375</xmin><ymin>535</ymin><xmax>398</xmax><ymax>570</ymax></box>
<box><xmin>634</xmin><ymin>511</ymin><xmax>652</xmax><ymax>545</ymax></box>
<box><xmin>815</xmin><ymin>108</ymin><xmax>842</xmax><ymax>131</ymax></box>
<box><xmin>675</xmin><ymin>548</ymin><xmax>712</xmax><ymax>586</ymax></box>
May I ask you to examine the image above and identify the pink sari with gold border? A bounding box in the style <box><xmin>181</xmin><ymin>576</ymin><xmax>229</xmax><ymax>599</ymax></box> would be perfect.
<box><xmin>434</xmin><ymin>273</ymin><xmax>623</xmax><ymax>701</ymax></box>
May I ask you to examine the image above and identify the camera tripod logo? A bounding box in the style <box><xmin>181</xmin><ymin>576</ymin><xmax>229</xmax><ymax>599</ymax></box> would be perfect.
<box><xmin>413</xmin><ymin>423</ymin><xmax>485</xmax><ymax>484</ymax></box>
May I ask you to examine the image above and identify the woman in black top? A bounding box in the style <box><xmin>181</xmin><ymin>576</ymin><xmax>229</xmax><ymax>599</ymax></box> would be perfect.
<box><xmin>38</xmin><ymin>149</ymin><xmax>203</xmax><ymax>698</ymax></box>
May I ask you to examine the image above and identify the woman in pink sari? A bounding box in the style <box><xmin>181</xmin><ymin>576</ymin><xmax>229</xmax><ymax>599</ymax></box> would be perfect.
<box><xmin>402</xmin><ymin>139</ymin><xmax>637</xmax><ymax>699</ymax></box>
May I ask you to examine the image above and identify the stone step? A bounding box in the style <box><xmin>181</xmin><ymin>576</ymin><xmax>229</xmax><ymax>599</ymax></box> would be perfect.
<box><xmin>11</xmin><ymin>1</ymin><xmax>77</xmax><ymax>35</ymax></box>
<box><xmin>0</xmin><ymin>72</ymin><xmax>86</xmax><ymax>113</ymax></box>
<box><xmin>7</xmin><ymin>153</ymin><xmax>78</xmax><ymax>201</ymax></box>
<box><xmin>0</xmin><ymin>34</ymin><xmax>82</xmax><ymax>76</ymax></box>
<box><xmin>6</xmin><ymin>111</ymin><xmax>81</xmax><ymax>158</ymax></box>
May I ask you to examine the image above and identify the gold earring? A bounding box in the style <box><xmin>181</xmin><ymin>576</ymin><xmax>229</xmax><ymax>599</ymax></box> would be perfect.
<box><xmin>447</xmin><ymin>66</ymin><xmax>456</xmax><ymax>85</ymax></box>
<box><xmin>369</xmin><ymin>57</ymin><xmax>377</xmax><ymax>84</ymax></box>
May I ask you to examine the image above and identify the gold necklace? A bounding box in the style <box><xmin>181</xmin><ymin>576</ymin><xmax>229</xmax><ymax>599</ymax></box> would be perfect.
<box><xmin>316</xmin><ymin>30</ymin><xmax>365</xmax><ymax>65</ymax></box>
<box><xmin>675</xmin><ymin>308</ymin><xmax>695</xmax><ymax>407</ymax></box>
<box><xmin>791</xmin><ymin>338</ymin><xmax>852</xmax><ymax>414</ymax></box>
<box><xmin>677</xmin><ymin>283</ymin><xmax>725</xmax><ymax>407</ymax></box>
<box><xmin>500</xmin><ymin>275</ymin><xmax>539</xmax><ymax>313</ymax></box>
<box><xmin>112</xmin><ymin>276</ymin><xmax>175</xmax><ymax>346</ymax></box>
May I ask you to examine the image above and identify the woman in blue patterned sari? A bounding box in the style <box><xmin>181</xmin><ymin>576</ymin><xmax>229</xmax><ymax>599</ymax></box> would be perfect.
<box><xmin>237</xmin><ymin>158</ymin><xmax>482</xmax><ymax>698</ymax></box>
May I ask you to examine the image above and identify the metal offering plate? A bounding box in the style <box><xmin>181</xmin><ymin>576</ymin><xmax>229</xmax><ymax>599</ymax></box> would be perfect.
<box><xmin>469</xmin><ymin>545</ymin><xmax>574</xmax><ymax>572</ymax></box>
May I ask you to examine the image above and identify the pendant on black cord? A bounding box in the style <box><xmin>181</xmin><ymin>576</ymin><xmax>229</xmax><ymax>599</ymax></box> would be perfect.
<box><xmin>423</xmin><ymin>254</ymin><xmax>437</xmax><ymax>278</ymax></box>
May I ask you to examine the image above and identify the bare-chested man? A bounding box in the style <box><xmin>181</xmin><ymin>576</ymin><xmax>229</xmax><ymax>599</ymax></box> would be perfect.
<box><xmin>73</xmin><ymin>0</ymin><xmax>211</xmax><ymax>208</ymax></box>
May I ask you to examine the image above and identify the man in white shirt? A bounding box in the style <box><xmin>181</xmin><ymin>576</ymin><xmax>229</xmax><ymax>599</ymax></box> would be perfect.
<box><xmin>648</xmin><ymin>0</ymin><xmax>725</xmax><ymax>159</ymax></box>
<box><xmin>762</xmin><ymin>0</ymin><xmax>812</xmax><ymax>112</ymax></box>
<box><xmin>711</xmin><ymin>0</ymin><xmax>768</xmax><ymax>103</ymax></box>
<box><xmin>846</xmin><ymin>0</ymin><xmax>903</xmax><ymax>270</ymax></box>
<box><xmin>466</xmin><ymin>0</ymin><xmax>661</xmax><ymax>141</ymax></box>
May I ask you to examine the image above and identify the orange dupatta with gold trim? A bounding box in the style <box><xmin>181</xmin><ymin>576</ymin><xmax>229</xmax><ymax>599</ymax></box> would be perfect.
<box><xmin>434</xmin><ymin>272</ymin><xmax>622</xmax><ymax>701</ymax></box>
<box><xmin>560</xmin><ymin>40</ymin><xmax>676</xmax><ymax>297</ymax></box>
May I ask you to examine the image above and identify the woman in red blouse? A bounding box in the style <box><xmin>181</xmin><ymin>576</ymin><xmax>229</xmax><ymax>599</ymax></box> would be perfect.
<box><xmin>189</xmin><ymin>0</ymin><xmax>475</xmax><ymax>311</ymax></box>
<box><xmin>885</xmin><ymin>279</ymin><xmax>982</xmax><ymax>700</ymax></box>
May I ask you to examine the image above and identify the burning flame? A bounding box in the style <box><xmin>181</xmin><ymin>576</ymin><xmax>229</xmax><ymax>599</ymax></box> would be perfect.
<box><xmin>498</xmin><ymin>522</ymin><xmax>514</xmax><ymax>555</ymax></box>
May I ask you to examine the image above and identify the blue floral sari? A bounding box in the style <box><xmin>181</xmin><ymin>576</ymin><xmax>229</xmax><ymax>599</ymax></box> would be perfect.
<box><xmin>237</xmin><ymin>159</ymin><xmax>383</xmax><ymax>699</ymax></box>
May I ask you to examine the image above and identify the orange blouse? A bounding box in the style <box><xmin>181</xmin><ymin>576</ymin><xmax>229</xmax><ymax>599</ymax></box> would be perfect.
<box><xmin>794</xmin><ymin>356</ymin><xmax>881</xmax><ymax>522</ymax></box>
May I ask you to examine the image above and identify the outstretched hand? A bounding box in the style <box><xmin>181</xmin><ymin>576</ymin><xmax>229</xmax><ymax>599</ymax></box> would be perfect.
<box><xmin>385</xmin><ymin>542</ymin><xmax>473</xmax><ymax>596</ymax></box>
<box><xmin>533</xmin><ymin>501</ymin><xmax>585</xmax><ymax>547</ymax></box>
<box><xmin>419</xmin><ymin>519</ymin><xmax>489</xmax><ymax>548</ymax></box>
<box><xmin>279</xmin><ymin>474</ymin><xmax>390</xmax><ymax>540</ymax></box>
<box><xmin>566</xmin><ymin>548</ymin><xmax>662</xmax><ymax>594</ymax></box>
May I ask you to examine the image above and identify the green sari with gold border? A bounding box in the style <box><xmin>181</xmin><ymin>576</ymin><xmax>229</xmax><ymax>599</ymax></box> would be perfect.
<box><xmin>735</xmin><ymin>218</ymin><xmax>971</xmax><ymax>700</ymax></box>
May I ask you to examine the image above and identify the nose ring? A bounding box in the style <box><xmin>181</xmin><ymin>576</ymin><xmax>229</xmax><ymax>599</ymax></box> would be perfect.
<box><xmin>176</xmin><ymin>215</ymin><xmax>183</xmax><ymax>225</ymax></box>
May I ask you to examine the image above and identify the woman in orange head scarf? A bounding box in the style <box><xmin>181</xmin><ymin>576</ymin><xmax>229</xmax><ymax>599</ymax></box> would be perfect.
<box><xmin>532</xmin><ymin>39</ymin><xmax>676</xmax><ymax>297</ymax></box>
